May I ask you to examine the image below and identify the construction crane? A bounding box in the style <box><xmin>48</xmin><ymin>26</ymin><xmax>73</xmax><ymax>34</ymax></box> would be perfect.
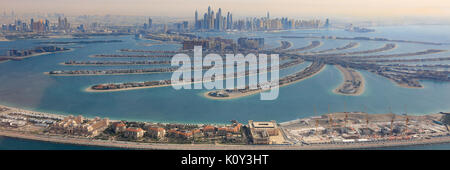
<box><xmin>314</xmin><ymin>106</ymin><xmax>319</xmax><ymax>136</ymax></box>
<box><xmin>328</xmin><ymin>104</ymin><xmax>333</xmax><ymax>130</ymax></box>
<box><xmin>344</xmin><ymin>101</ymin><xmax>347</xmax><ymax>113</ymax></box>
<box><xmin>390</xmin><ymin>115</ymin><xmax>395</xmax><ymax>136</ymax></box>
<box><xmin>329</xmin><ymin>115</ymin><xmax>333</xmax><ymax>134</ymax></box>
<box><xmin>365</xmin><ymin>114</ymin><xmax>369</xmax><ymax>127</ymax></box>
<box><xmin>405</xmin><ymin>116</ymin><xmax>409</xmax><ymax>136</ymax></box>
<box><xmin>344</xmin><ymin>112</ymin><xmax>348</xmax><ymax>128</ymax></box>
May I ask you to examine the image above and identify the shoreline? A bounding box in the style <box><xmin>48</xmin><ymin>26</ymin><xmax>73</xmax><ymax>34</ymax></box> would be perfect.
<box><xmin>1</xmin><ymin>104</ymin><xmax>450</xmax><ymax>150</ymax></box>
<box><xmin>1</xmin><ymin>127</ymin><xmax>449</xmax><ymax>150</ymax></box>
<box><xmin>84</xmin><ymin>60</ymin><xmax>306</xmax><ymax>92</ymax></box>
<box><xmin>45</xmin><ymin>71</ymin><xmax>169</xmax><ymax>76</ymax></box>
<box><xmin>332</xmin><ymin>65</ymin><xmax>365</xmax><ymax>96</ymax></box>
<box><xmin>203</xmin><ymin>64</ymin><xmax>327</xmax><ymax>100</ymax></box>
<box><xmin>84</xmin><ymin>84</ymin><xmax>172</xmax><ymax>92</ymax></box>
<box><xmin>0</xmin><ymin>48</ymin><xmax>72</xmax><ymax>61</ymax></box>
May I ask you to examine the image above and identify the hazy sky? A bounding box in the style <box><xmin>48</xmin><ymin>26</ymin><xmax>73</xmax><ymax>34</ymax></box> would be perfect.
<box><xmin>1</xmin><ymin>0</ymin><xmax>450</xmax><ymax>18</ymax></box>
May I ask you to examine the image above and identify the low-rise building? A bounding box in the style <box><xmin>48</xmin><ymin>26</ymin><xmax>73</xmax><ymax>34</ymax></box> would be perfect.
<box><xmin>146</xmin><ymin>126</ymin><xmax>166</xmax><ymax>139</ymax></box>
<box><xmin>52</xmin><ymin>115</ymin><xmax>109</xmax><ymax>137</ymax></box>
<box><xmin>248</xmin><ymin>120</ymin><xmax>279</xmax><ymax>144</ymax></box>
<box><xmin>168</xmin><ymin>129</ymin><xmax>193</xmax><ymax>139</ymax></box>
<box><xmin>113</xmin><ymin>122</ymin><xmax>127</xmax><ymax>134</ymax></box>
<box><xmin>124</xmin><ymin>127</ymin><xmax>145</xmax><ymax>139</ymax></box>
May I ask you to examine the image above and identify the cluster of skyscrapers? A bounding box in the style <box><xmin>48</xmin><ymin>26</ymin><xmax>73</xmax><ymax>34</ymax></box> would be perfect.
<box><xmin>194</xmin><ymin>6</ymin><xmax>329</xmax><ymax>31</ymax></box>
<box><xmin>194</xmin><ymin>6</ymin><xmax>231</xmax><ymax>31</ymax></box>
<box><xmin>1</xmin><ymin>17</ymin><xmax>71</xmax><ymax>33</ymax></box>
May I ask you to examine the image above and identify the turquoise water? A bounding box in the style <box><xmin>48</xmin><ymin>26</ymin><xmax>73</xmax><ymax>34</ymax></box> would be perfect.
<box><xmin>1</xmin><ymin>25</ymin><xmax>450</xmax><ymax>149</ymax></box>
<box><xmin>0</xmin><ymin>26</ymin><xmax>449</xmax><ymax>125</ymax></box>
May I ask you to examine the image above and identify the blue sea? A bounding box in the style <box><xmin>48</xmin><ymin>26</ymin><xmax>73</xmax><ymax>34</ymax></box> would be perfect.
<box><xmin>0</xmin><ymin>25</ymin><xmax>450</xmax><ymax>149</ymax></box>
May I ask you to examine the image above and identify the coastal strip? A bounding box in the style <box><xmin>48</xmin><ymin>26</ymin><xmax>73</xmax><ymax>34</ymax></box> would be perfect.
<box><xmin>280</xmin><ymin>35</ymin><xmax>445</xmax><ymax>45</ymax></box>
<box><xmin>204</xmin><ymin>61</ymin><xmax>326</xmax><ymax>100</ymax></box>
<box><xmin>119</xmin><ymin>49</ymin><xmax>181</xmax><ymax>53</ymax></box>
<box><xmin>61</xmin><ymin>60</ymin><xmax>171</xmax><ymax>66</ymax></box>
<box><xmin>1</xmin><ymin>104</ymin><xmax>449</xmax><ymax>150</ymax></box>
<box><xmin>347</xmin><ymin>49</ymin><xmax>447</xmax><ymax>60</ymax></box>
<box><xmin>333</xmin><ymin>65</ymin><xmax>365</xmax><ymax>96</ymax></box>
<box><xmin>0</xmin><ymin>46</ymin><xmax>70</xmax><ymax>62</ymax></box>
<box><xmin>297</xmin><ymin>43</ymin><xmax>397</xmax><ymax>59</ymax></box>
<box><xmin>46</xmin><ymin>66</ymin><xmax>223</xmax><ymax>76</ymax></box>
<box><xmin>362</xmin><ymin>57</ymin><xmax>450</xmax><ymax>63</ymax></box>
<box><xmin>85</xmin><ymin>59</ymin><xmax>305</xmax><ymax>92</ymax></box>
<box><xmin>270</xmin><ymin>40</ymin><xmax>293</xmax><ymax>51</ymax></box>
<box><xmin>284</xmin><ymin>41</ymin><xmax>322</xmax><ymax>53</ymax></box>
<box><xmin>38</xmin><ymin>40</ymin><xmax>123</xmax><ymax>45</ymax></box>
<box><xmin>90</xmin><ymin>54</ymin><xmax>174</xmax><ymax>58</ymax></box>
<box><xmin>310</xmin><ymin>42</ymin><xmax>359</xmax><ymax>54</ymax></box>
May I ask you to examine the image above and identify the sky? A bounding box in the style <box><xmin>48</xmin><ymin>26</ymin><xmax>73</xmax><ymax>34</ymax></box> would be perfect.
<box><xmin>1</xmin><ymin>0</ymin><xmax>450</xmax><ymax>19</ymax></box>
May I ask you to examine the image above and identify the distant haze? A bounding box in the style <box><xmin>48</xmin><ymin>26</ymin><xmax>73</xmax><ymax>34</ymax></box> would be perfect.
<box><xmin>1</xmin><ymin>0</ymin><xmax>450</xmax><ymax>19</ymax></box>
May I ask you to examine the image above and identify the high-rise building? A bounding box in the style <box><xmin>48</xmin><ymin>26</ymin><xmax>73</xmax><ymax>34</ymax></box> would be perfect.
<box><xmin>195</xmin><ymin>10</ymin><xmax>198</xmax><ymax>30</ymax></box>
<box><xmin>30</xmin><ymin>18</ymin><xmax>34</xmax><ymax>31</ymax></box>
<box><xmin>148</xmin><ymin>18</ymin><xmax>153</xmax><ymax>30</ymax></box>
<box><xmin>324</xmin><ymin>18</ymin><xmax>330</xmax><ymax>28</ymax></box>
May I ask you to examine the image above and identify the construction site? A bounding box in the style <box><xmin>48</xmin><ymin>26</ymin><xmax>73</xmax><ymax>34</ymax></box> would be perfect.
<box><xmin>280</xmin><ymin>110</ymin><xmax>450</xmax><ymax>145</ymax></box>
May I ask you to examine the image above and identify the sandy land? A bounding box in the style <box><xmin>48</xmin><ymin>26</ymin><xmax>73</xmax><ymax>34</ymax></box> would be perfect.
<box><xmin>396</xmin><ymin>81</ymin><xmax>425</xmax><ymax>89</ymax></box>
<box><xmin>0</xmin><ymin>37</ymin><xmax>10</xmax><ymax>41</ymax></box>
<box><xmin>84</xmin><ymin>84</ymin><xmax>172</xmax><ymax>93</ymax></box>
<box><xmin>311</xmin><ymin>42</ymin><xmax>360</xmax><ymax>54</ymax></box>
<box><xmin>0</xmin><ymin>48</ymin><xmax>72</xmax><ymax>61</ymax></box>
<box><xmin>203</xmin><ymin>64</ymin><xmax>327</xmax><ymax>100</ymax></box>
<box><xmin>1</xmin><ymin>128</ymin><xmax>450</xmax><ymax>150</ymax></box>
<box><xmin>44</xmin><ymin>35</ymin><xmax>73</xmax><ymax>39</ymax></box>
<box><xmin>333</xmin><ymin>65</ymin><xmax>365</xmax><ymax>96</ymax></box>
<box><xmin>84</xmin><ymin>60</ymin><xmax>305</xmax><ymax>93</ymax></box>
<box><xmin>45</xmin><ymin>71</ymin><xmax>169</xmax><ymax>76</ymax></box>
<box><xmin>0</xmin><ymin>59</ymin><xmax>10</xmax><ymax>64</ymax></box>
<box><xmin>1</xmin><ymin>104</ymin><xmax>450</xmax><ymax>150</ymax></box>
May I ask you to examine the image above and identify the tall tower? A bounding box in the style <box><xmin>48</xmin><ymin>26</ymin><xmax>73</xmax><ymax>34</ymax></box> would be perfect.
<box><xmin>267</xmin><ymin>12</ymin><xmax>270</xmax><ymax>19</ymax></box>
<box><xmin>203</xmin><ymin>13</ymin><xmax>208</xmax><ymax>29</ymax></box>
<box><xmin>210</xmin><ymin>10</ymin><xmax>214</xmax><ymax>30</ymax></box>
<box><xmin>216</xmin><ymin>8</ymin><xmax>222</xmax><ymax>31</ymax></box>
<box><xmin>148</xmin><ymin>18</ymin><xmax>152</xmax><ymax>30</ymax></box>
<box><xmin>208</xmin><ymin>6</ymin><xmax>211</xmax><ymax>17</ymax></box>
<box><xmin>30</xmin><ymin>18</ymin><xmax>34</xmax><ymax>31</ymax></box>
<box><xmin>324</xmin><ymin>18</ymin><xmax>330</xmax><ymax>28</ymax></box>
<box><xmin>226</xmin><ymin>12</ymin><xmax>230</xmax><ymax>30</ymax></box>
<box><xmin>230</xmin><ymin>13</ymin><xmax>233</xmax><ymax>30</ymax></box>
<box><xmin>194</xmin><ymin>10</ymin><xmax>198</xmax><ymax>30</ymax></box>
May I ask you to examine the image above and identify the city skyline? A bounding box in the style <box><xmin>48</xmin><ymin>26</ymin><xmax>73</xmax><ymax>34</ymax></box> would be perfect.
<box><xmin>1</xmin><ymin>0</ymin><xmax>450</xmax><ymax>19</ymax></box>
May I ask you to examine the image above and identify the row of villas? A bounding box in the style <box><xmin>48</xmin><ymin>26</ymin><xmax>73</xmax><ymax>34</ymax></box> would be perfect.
<box><xmin>51</xmin><ymin>115</ymin><xmax>110</xmax><ymax>137</ymax></box>
<box><xmin>112</xmin><ymin>121</ymin><xmax>243</xmax><ymax>140</ymax></box>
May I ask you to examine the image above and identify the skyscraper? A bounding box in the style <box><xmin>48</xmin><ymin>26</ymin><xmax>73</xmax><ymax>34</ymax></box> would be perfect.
<box><xmin>226</xmin><ymin>12</ymin><xmax>230</xmax><ymax>30</ymax></box>
<box><xmin>216</xmin><ymin>8</ymin><xmax>222</xmax><ymax>30</ymax></box>
<box><xmin>148</xmin><ymin>18</ymin><xmax>153</xmax><ymax>30</ymax></box>
<box><xmin>195</xmin><ymin>6</ymin><xmax>233</xmax><ymax>31</ymax></box>
<box><xmin>324</xmin><ymin>18</ymin><xmax>330</xmax><ymax>28</ymax></box>
<box><xmin>195</xmin><ymin>10</ymin><xmax>198</xmax><ymax>30</ymax></box>
<box><xmin>30</xmin><ymin>18</ymin><xmax>34</xmax><ymax>31</ymax></box>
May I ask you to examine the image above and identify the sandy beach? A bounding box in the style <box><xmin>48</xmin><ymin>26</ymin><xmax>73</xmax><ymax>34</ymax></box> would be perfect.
<box><xmin>204</xmin><ymin>64</ymin><xmax>327</xmax><ymax>100</ymax></box>
<box><xmin>84</xmin><ymin>84</ymin><xmax>173</xmax><ymax>92</ymax></box>
<box><xmin>0</xmin><ymin>37</ymin><xmax>10</xmax><ymax>41</ymax></box>
<box><xmin>0</xmin><ymin>48</ymin><xmax>72</xmax><ymax>61</ymax></box>
<box><xmin>1</xmin><ymin>104</ymin><xmax>449</xmax><ymax>150</ymax></box>
<box><xmin>45</xmin><ymin>71</ymin><xmax>168</xmax><ymax>76</ymax></box>
<box><xmin>1</xmin><ymin>127</ymin><xmax>449</xmax><ymax>150</ymax></box>
<box><xmin>333</xmin><ymin>65</ymin><xmax>365</xmax><ymax>96</ymax></box>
